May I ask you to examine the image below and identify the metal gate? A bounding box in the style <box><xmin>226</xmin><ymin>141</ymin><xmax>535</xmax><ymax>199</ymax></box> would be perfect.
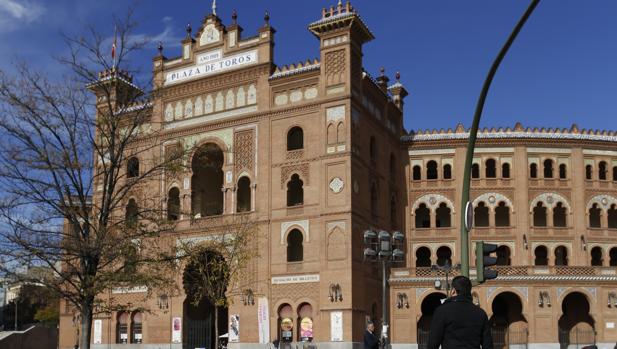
<box><xmin>417</xmin><ymin>329</ymin><xmax>430</xmax><ymax>349</ymax></box>
<box><xmin>184</xmin><ymin>317</ymin><xmax>212</xmax><ymax>349</ymax></box>
<box><xmin>491</xmin><ymin>326</ymin><xmax>528</xmax><ymax>349</ymax></box>
<box><xmin>559</xmin><ymin>327</ymin><xmax>596</xmax><ymax>349</ymax></box>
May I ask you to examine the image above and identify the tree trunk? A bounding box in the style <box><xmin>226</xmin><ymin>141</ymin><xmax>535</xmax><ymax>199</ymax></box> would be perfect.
<box><xmin>214</xmin><ymin>305</ymin><xmax>219</xmax><ymax>349</ymax></box>
<box><xmin>79</xmin><ymin>301</ymin><xmax>93</xmax><ymax>349</ymax></box>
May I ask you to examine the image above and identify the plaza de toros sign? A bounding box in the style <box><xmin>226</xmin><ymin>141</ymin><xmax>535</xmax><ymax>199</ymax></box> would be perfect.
<box><xmin>164</xmin><ymin>49</ymin><xmax>258</xmax><ymax>86</ymax></box>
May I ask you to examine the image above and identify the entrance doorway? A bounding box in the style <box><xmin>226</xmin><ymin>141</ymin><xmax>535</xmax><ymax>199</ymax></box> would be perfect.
<box><xmin>417</xmin><ymin>292</ymin><xmax>446</xmax><ymax>349</ymax></box>
<box><xmin>558</xmin><ymin>292</ymin><xmax>595</xmax><ymax>349</ymax></box>
<box><xmin>182</xmin><ymin>250</ymin><xmax>229</xmax><ymax>349</ymax></box>
<box><xmin>490</xmin><ymin>292</ymin><xmax>528</xmax><ymax>349</ymax></box>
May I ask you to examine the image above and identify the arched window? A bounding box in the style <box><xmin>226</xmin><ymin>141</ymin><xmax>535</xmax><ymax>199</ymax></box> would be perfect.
<box><xmin>610</xmin><ymin>247</ymin><xmax>617</xmax><ymax>267</ymax></box>
<box><xmin>474</xmin><ymin>202</ymin><xmax>489</xmax><ymax>227</ymax></box>
<box><xmin>589</xmin><ymin>203</ymin><xmax>602</xmax><ymax>228</ymax></box>
<box><xmin>613</xmin><ymin>166</ymin><xmax>617</xmax><ymax>181</ymax></box>
<box><xmin>436</xmin><ymin>203</ymin><xmax>451</xmax><ymax>228</ymax></box>
<box><xmin>426</xmin><ymin>160</ymin><xmax>438</xmax><ymax>180</ymax></box>
<box><xmin>555</xmin><ymin>246</ymin><xmax>568</xmax><ymax>266</ymax></box>
<box><xmin>390</xmin><ymin>153</ymin><xmax>396</xmax><ymax>182</ymax></box>
<box><xmin>125</xmin><ymin>199</ymin><xmax>138</xmax><ymax>226</ymax></box>
<box><xmin>167</xmin><ymin>187</ymin><xmax>180</xmax><ymax>221</ymax></box>
<box><xmin>530</xmin><ymin>163</ymin><xmax>538</xmax><ymax>178</ymax></box>
<box><xmin>369</xmin><ymin>137</ymin><xmax>376</xmax><ymax>163</ymax></box>
<box><xmin>127</xmin><ymin>157</ymin><xmax>139</xmax><ymax>178</ymax></box>
<box><xmin>559</xmin><ymin>164</ymin><xmax>567</xmax><ymax>179</ymax></box>
<box><xmin>485</xmin><ymin>159</ymin><xmax>496</xmax><ymax>178</ymax></box>
<box><xmin>502</xmin><ymin>163</ymin><xmax>510</xmax><ymax>178</ymax></box>
<box><xmin>553</xmin><ymin>202</ymin><xmax>567</xmax><ymax>227</ymax></box>
<box><xmin>287</xmin><ymin>127</ymin><xmax>304</xmax><ymax>151</ymax></box>
<box><xmin>608</xmin><ymin>204</ymin><xmax>617</xmax><ymax>229</ymax></box>
<box><xmin>390</xmin><ymin>196</ymin><xmax>397</xmax><ymax>229</ymax></box>
<box><xmin>236</xmin><ymin>177</ymin><xmax>251</xmax><ymax>213</ymax></box>
<box><xmin>415</xmin><ymin>203</ymin><xmax>430</xmax><ymax>228</ymax></box>
<box><xmin>436</xmin><ymin>246</ymin><xmax>452</xmax><ymax>267</ymax></box>
<box><xmin>495</xmin><ymin>201</ymin><xmax>510</xmax><ymax>227</ymax></box>
<box><xmin>585</xmin><ymin>165</ymin><xmax>593</xmax><ymax>180</ymax></box>
<box><xmin>117</xmin><ymin>312</ymin><xmax>129</xmax><ymax>343</ymax></box>
<box><xmin>327</xmin><ymin>124</ymin><xmax>336</xmax><ymax>145</ymax></box>
<box><xmin>471</xmin><ymin>163</ymin><xmax>480</xmax><ymax>179</ymax></box>
<box><xmin>191</xmin><ymin>143</ymin><xmax>224</xmax><ymax>217</ymax></box>
<box><xmin>496</xmin><ymin>245</ymin><xmax>511</xmax><ymax>266</ymax></box>
<box><xmin>337</xmin><ymin>122</ymin><xmax>345</xmax><ymax>143</ymax></box>
<box><xmin>591</xmin><ymin>247</ymin><xmax>603</xmax><ymax>266</ymax></box>
<box><xmin>287</xmin><ymin>174</ymin><xmax>304</xmax><ymax>207</ymax></box>
<box><xmin>287</xmin><ymin>229</ymin><xmax>303</xmax><ymax>262</ymax></box>
<box><xmin>543</xmin><ymin>159</ymin><xmax>554</xmax><ymax>178</ymax></box>
<box><xmin>599</xmin><ymin>161</ymin><xmax>608</xmax><ymax>180</ymax></box>
<box><xmin>534</xmin><ymin>246</ymin><xmax>548</xmax><ymax>266</ymax></box>
<box><xmin>443</xmin><ymin>164</ymin><xmax>452</xmax><ymax>180</ymax></box>
<box><xmin>370</xmin><ymin>183</ymin><xmax>378</xmax><ymax>218</ymax></box>
<box><xmin>131</xmin><ymin>312</ymin><xmax>143</xmax><ymax>343</ymax></box>
<box><xmin>415</xmin><ymin>247</ymin><xmax>431</xmax><ymax>267</ymax></box>
<box><xmin>533</xmin><ymin>202</ymin><xmax>547</xmax><ymax>227</ymax></box>
<box><xmin>412</xmin><ymin>166</ymin><xmax>421</xmax><ymax>181</ymax></box>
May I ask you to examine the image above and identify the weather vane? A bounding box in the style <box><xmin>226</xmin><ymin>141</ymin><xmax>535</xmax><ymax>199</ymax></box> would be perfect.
<box><xmin>212</xmin><ymin>0</ymin><xmax>217</xmax><ymax>15</ymax></box>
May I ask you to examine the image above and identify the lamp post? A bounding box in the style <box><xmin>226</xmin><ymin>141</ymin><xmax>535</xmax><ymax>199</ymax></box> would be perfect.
<box><xmin>364</xmin><ymin>229</ymin><xmax>405</xmax><ymax>349</ymax></box>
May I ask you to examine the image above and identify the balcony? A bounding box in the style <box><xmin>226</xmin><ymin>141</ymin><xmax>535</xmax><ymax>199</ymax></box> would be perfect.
<box><xmin>408</xmin><ymin>265</ymin><xmax>617</xmax><ymax>278</ymax></box>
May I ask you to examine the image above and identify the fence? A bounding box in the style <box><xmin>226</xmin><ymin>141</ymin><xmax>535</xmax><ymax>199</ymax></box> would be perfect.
<box><xmin>558</xmin><ymin>327</ymin><xmax>596</xmax><ymax>349</ymax></box>
<box><xmin>417</xmin><ymin>327</ymin><xmax>528</xmax><ymax>349</ymax></box>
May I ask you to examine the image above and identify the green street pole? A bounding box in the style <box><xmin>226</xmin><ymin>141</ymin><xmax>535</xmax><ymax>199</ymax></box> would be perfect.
<box><xmin>460</xmin><ymin>0</ymin><xmax>540</xmax><ymax>277</ymax></box>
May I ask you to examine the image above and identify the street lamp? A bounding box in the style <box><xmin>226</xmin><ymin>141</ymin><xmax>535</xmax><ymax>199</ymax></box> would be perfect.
<box><xmin>364</xmin><ymin>229</ymin><xmax>405</xmax><ymax>349</ymax></box>
<box><xmin>431</xmin><ymin>262</ymin><xmax>460</xmax><ymax>294</ymax></box>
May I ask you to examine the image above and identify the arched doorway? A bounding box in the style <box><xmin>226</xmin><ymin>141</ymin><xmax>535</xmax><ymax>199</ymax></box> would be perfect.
<box><xmin>490</xmin><ymin>292</ymin><xmax>528</xmax><ymax>349</ymax></box>
<box><xmin>558</xmin><ymin>292</ymin><xmax>595</xmax><ymax>349</ymax></box>
<box><xmin>417</xmin><ymin>292</ymin><xmax>446</xmax><ymax>349</ymax></box>
<box><xmin>182</xmin><ymin>250</ymin><xmax>229</xmax><ymax>349</ymax></box>
<box><xmin>191</xmin><ymin>143</ymin><xmax>224</xmax><ymax>217</ymax></box>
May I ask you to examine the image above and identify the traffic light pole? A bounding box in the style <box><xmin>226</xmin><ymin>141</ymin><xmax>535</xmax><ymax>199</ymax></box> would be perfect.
<box><xmin>460</xmin><ymin>0</ymin><xmax>540</xmax><ymax>277</ymax></box>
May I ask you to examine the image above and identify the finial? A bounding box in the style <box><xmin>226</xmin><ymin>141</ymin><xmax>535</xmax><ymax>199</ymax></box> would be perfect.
<box><xmin>337</xmin><ymin>0</ymin><xmax>343</xmax><ymax>13</ymax></box>
<box><xmin>212</xmin><ymin>0</ymin><xmax>217</xmax><ymax>15</ymax></box>
<box><xmin>232</xmin><ymin>9</ymin><xmax>237</xmax><ymax>24</ymax></box>
<box><xmin>157</xmin><ymin>41</ymin><xmax>164</xmax><ymax>55</ymax></box>
<box><xmin>264</xmin><ymin>11</ymin><xmax>270</xmax><ymax>25</ymax></box>
<box><xmin>186</xmin><ymin>23</ymin><xmax>192</xmax><ymax>38</ymax></box>
<box><xmin>395</xmin><ymin>71</ymin><xmax>400</xmax><ymax>81</ymax></box>
<box><xmin>380</xmin><ymin>67</ymin><xmax>385</xmax><ymax>76</ymax></box>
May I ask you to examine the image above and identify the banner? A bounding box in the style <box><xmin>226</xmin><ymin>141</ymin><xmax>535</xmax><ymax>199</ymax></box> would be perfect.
<box><xmin>93</xmin><ymin>319</ymin><xmax>102</xmax><ymax>344</ymax></box>
<box><xmin>229</xmin><ymin>314</ymin><xmax>240</xmax><ymax>343</ymax></box>
<box><xmin>257</xmin><ymin>297</ymin><xmax>270</xmax><ymax>344</ymax></box>
<box><xmin>172</xmin><ymin>317</ymin><xmax>182</xmax><ymax>343</ymax></box>
<box><xmin>330</xmin><ymin>311</ymin><xmax>343</xmax><ymax>342</ymax></box>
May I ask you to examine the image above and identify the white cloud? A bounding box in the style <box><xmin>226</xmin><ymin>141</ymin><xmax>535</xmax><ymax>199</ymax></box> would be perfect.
<box><xmin>103</xmin><ymin>16</ymin><xmax>183</xmax><ymax>53</ymax></box>
<box><xmin>0</xmin><ymin>0</ymin><xmax>44</xmax><ymax>32</ymax></box>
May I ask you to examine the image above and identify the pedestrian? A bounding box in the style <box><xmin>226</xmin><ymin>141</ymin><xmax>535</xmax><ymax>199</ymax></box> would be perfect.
<box><xmin>427</xmin><ymin>275</ymin><xmax>493</xmax><ymax>349</ymax></box>
<box><xmin>363</xmin><ymin>320</ymin><xmax>379</xmax><ymax>349</ymax></box>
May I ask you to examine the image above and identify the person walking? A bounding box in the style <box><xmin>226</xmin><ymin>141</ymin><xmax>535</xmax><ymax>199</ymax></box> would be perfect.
<box><xmin>363</xmin><ymin>321</ymin><xmax>379</xmax><ymax>349</ymax></box>
<box><xmin>427</xmin><ymin>275</ymin><xmax>493</xmax><ymax>349</ymax></box>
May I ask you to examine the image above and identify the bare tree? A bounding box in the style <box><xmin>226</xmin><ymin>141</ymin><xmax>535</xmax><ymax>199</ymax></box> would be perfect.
<box><xmin>0</xmin><ymin>10</ymin><xmax>186</xmax><ymax>349</ymax></box>
<box><xmin>180</xmin><ymin>214</ymin><xmax>260</xmax><ymax>349</ymax></box>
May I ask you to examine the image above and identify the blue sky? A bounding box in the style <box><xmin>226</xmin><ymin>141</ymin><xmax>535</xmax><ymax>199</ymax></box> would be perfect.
<box><xmin>0</xmin><ymin>0</ymin><xmax>615</xmax><ymax>132</ymax></box>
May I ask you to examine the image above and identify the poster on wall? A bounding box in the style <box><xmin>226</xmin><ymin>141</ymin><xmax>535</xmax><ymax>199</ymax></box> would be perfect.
<box><xmin>280</xmin><ymin>318</ymin><xmax>293</xmax><ymax>341</ymax></box>
<box><xmin>330</xmin><ymin>311</ymin><xmax>343</xmax><ymax>342</ymax></box>
<box><xmin>229</xmin><ymin>314</ymin><xmax>240</xmax><ymax>342</ymax></box>
<box><xmin>257</xmin><ymin>297</ymin><xmax>270</xmax><ymax>344</ymax></box>
<box><xmin>172</xmin><ymin>317</ymin><xmax>182</xmax><ymax>343</ymax></box>
<box><xmin>93</xmin><ymin>319</ymin><xmax>102</xmax><ymax>344</ymax></box>
<box><xmin>300</xmin><ymin>317</ymin><xmax>313</xmax><ymax>341</ymax></box>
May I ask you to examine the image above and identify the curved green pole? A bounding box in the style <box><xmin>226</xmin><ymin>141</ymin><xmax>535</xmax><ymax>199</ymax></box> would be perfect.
<box><xmin>461</xmin><ymin>0</ymin><xmax>541</xmax><ymax>277</ymax></box>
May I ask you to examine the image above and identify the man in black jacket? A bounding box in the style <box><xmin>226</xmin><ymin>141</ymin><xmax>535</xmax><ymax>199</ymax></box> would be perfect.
<box><xmin>363</xmin><ymin>321</ymin><xmax>379</xmax><ymax>349</ymax></box>
<box><xmin>427</xmin><ymin>276</ymin><xmax>493</xmax><ymax>349</ymax></box>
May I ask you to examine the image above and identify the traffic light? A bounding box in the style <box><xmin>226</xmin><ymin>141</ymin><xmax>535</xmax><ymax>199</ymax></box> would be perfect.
<box><xmin>476</xmin><ymin>241</ymin><xmax>498</xmax><ymax>283</ymax></box>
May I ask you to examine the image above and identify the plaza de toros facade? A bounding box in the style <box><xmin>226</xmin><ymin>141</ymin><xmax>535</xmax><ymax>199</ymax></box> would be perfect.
<box><xmin>391</xmin><ymin>125</ymin><xmax>617</xmax><ymax>349</ymax></box>
<box><xmin>57</xmin><ymin>2</ymin><xmax>617</xmax><ymax>349</ymax></box>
